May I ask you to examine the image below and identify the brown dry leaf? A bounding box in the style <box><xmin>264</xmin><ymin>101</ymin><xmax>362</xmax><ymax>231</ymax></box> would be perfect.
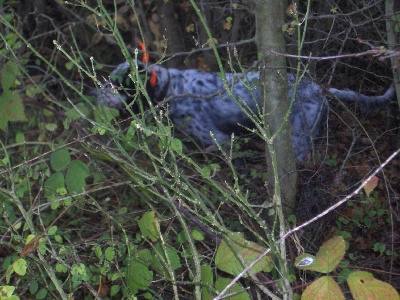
<box><xmin>96</xmin><ymin>277</ymin><xmax>110</xmax><ymax>298</ymax></box>
<box><xmin>354</xmin><ymin>237</ymin><xmax>371</xmax><ymax>250</ymax></box>
<box><xmin>186</xmin><ymin>23</ymin><xmax>195</xmax><ymax>33</ymax></box>
<box><xmin>286</xmin><ymin>3</ymin><xmax>298</xmax><ymax>17</ymax></box>
<box><xmin>197</xmin><ymin>57</ymin><xmax>210</xmax><ymax>71</ymax></box>
<box><xmin>149</xmin><ymin>13</ymin><xmax>160</xmax><ymax>37</ymax></box>
<box><xmin>363</xmin><ymin>175</ymin><xmax>379</xmax><ymax>197</ymax></box>
<box><xmin>20</xmin><ymin>235</ymin><xmax>42</xmax><ymax>257</ymax></box>
<box><xmin>179</xmin><ymin>2</ymin><xmax>191</xmax><ymax>12</ymax></box>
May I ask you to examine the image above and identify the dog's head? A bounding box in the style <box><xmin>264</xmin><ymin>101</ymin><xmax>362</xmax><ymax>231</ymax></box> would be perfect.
<box><xmin>95</xmin><ymin>59</ymin><xmax>159</xmax><ymax>110</ymax></box>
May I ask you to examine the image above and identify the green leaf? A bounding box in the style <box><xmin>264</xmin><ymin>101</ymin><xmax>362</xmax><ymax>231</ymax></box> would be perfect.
<box><xmin>215</xmin><ymin>277</ymin><xmax>251</xmax><ymax>300</ymax></box>
<box><xmin>29</xmin><ymin>280</ymin><xmax>39</xmax><ymax>294</ymax></box>
<box><xmin>126</xmin><ymin>256</ymin><xmax>153</xmax><ymax>294</ymax></box>
<box><xmin>301</xmin><ymin>276</ymin><xmax>344</xmax><ymax>300</ymax></box>
<box><xmin>36</xmin><ymin>288</ymin><xmax>48</xmax><ymax>299</ymax></box>
<box><xmin>215</xmin><ymin>232</ymin><xmax>273</xmax><ymax>277</ymax></box>
<box><xmin>44</xmin><ymin>172</ymin><xmax>65</xmax><ymax>198</ymax></box>
<box><xmin>93</xmin><ymin>106</ymin><xmax>119</xmax><ymax>125</ymax></box>
<box><xmin>55</xmin><ymin>263</ymin><xmax>68</xmax><ymax>273</ymax></box>
<box><xmin>0</xmin><ymin>286</ymin><xmax>15</xmax><ymax>298</ymax></box>
<box><xmin>137</xmin><ymin>211</ymin><xmax>160</xmax><ymax>242</ymax></box>
<box><xmin>201</xmin><ymin>265</ymin><xmax>214</xmax><ymax>300</ymax></box>
<box><xmin>94</xmin><ymin>245</ymin><xmax>102</xmax><ymax>259</ymax></box>
<box><xmin>110</xmin><ymin>285</ymin><xmax>120</xmax><ymax>296</ymax></box>
<box><xmin>47</xmin><ymin>226</ymin><xmax>57</xmax><ymax>236</ymax></box>
<box><xmin>45</xmin><ymin>123</ymin><xmax>58</xmax><ymax>131</ymax></box>
<box><xmin>0</xmin><ymin>90</ymin><xmax>27</xmax><ymax>130</ymax></box>
<box><xmin>15</xmin><ymin>132</ymin><xmax>25</xmax><ymax>143</ymax></box>
<box><xmin>71</xmin><ymin>263</ymin><xmax>91</xmax><ymax>282</ymax></box>
<box><xmin>12</xmin><ymin>258</ymin><xmax>27</xmax><ymax>275</ymax></box>
<box><xmin>151</xmin><ymin>243</ymin><xmax>182</xmax><ymax>276</ymax></box>
<box><xmin>65</xmin><ymin>103</ymin><xmax>90</xmax><ymax>120</ymax></box>
<box><xmin>54</xmin><ymin>235</ymin><xmax>63</xmax><ymax>243</ymax></box>
<box><xmin>1</xmin><ymin>60</ymin><xmax>19</xmax><ymax>90</ymax></box>
<box><xmin>50</xmin><ymin>147</ymin><xmax>71</xmax><ymax>171</ymax></box>
<box><xmin>347</xmin><ymin>271</ymin><xmax>399</xmax><ymax>300</ymax></box>
<box><xmin>65</xmin><ymin>160</ymin><xmax>90</xmax><ymax>194</ymax></box>
<box><xmin>191</xmin><ymin>229</ymin><xmax>205</xmax><ymax>241</ymax></box>
<box><xmin>295</xmin><ymin>236</ymin><xmax>345</xmax><ymax>273</ymax></box>
<box><xmin>170</xmin><ymin>138</ymin><xmax>182</xmax><ymax>155</ymax></box>
<box><xmin>25</xmin><ymin>86</ymin><xmax>42</xmax><ymax>98</ymax></box>
<box><xmin>105</xmin><ymin>247</ymin><xmax>115</xmax><ymax>261</ymax></box>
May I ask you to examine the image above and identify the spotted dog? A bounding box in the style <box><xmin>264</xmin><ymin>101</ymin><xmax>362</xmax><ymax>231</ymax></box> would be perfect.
<box><xmin>96</xmin><ymin>61</ymin><xmax>394</xmax><ymax>161</ymax></box>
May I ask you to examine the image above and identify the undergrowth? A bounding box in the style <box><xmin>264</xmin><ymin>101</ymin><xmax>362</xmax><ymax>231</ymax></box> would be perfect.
<box><xmin>0</xmin><ymin>1</ymin><xmax>398</xmax><ymax>299</ymax></box>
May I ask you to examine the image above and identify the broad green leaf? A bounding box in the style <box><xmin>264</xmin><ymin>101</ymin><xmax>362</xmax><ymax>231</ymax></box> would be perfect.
<box><xmin>0</xmin><ymin>285</ymin><xmax>15</xmax><ymax>298</ymax></box>
<box><xmin>215</xmin><ymin>232</ymin><xmax>273</xmax><ymax>277</ymax></box>
<box><xmin>50</xmin><ymin>147</ymin><xmax>71</xmax><ymax>171</ymax></box>
<box><xmin>126</xmin><ymin>256</ymin><xmax>153</xmax><ymax>294</ymax></box>
<box><xmin>94</xmin><ymin>245</ymin><xmax>102</xmax><ymax>259</ymax></box>
<box><xmin>192</xmin><ymin>229</ymin><xmax>205</xmax><ymax>241</ymax></box>
<box><xmin>201</xmin><ymin>265</ymin><xmax>214</xmax><ymax>300</ymax></box>
<box><xmin>25</xmin><ymin>234</ymin><xmax>36</xmax><ymax>245</ymax></box>
<box><xmin>105</xmin><ymin>247</ymin><xmax>115</xmax><ymax>261</ymax></box>
<box><xmin>0</xmin><ymin>90</ymin><xmax>27</xmax><ymax>130</ymax></box>
<box><xmin>215</xmin><ymin>277</ymin><xmax>251</xmax><ymax>300</ymax></box>
<box><xmin>93</xmin><ymin>106</ymin><xmax>119</xmax><ymax>125</ymax></box>
<box><xmin>36</xmin><ymin>288</ymin><xmax>48</xmax><ymax>299</ymax></box>
<box><xmin>301</xmin><ymin>276</ymin><xmax>344</xmax><ymax>300</ymax></box>
<box><xmin>44</xmin><ymin>172</ymin><xmax>65</xmax><ymax>198</ymax></box>
<box><xmin>65</xmin><ymin>160</ymin><xmax>90</xmax><ymax>194</ymax></box>
<box><xmin>65</xmin><ymin>103</ymin><xmax>90</xmax><ymax>120</ymax></box>
<box><xmin>170</xmin><ymin>137</ymin><xmax>182</xmax><ymax>155</ymax></box>
<box><xmin>295</xmin><ymin>236</ymin><xmax>345</xmax><ymax>273</ymax></box>
<box><xmin>200</xmin><ymin>166</ymin><xmax>211</xmax><ymax>178</ymax></box>
<box><xmin>45</xmin><ymin>123</ymin><xmax>58</xmax><ymax>131</ymax></box>
<box><xmin>110</xmin><ymin>285</ymin><xmax>120</xmax><ymax>297</ymax></box>
<box><xmin>137</xmin><ymin>211</ymin><xmax>160</xmax><ymax>242</ymax></box>
<box><xmin>55</xmin><ymin>263</ymin><xmax>68</xmax><ymax>273</ymax></box>
<box><xmin>15</xmin><ymin>132</ymin><xmax>25</xmax><ymax>143</ymax></box>
<box><xmin>12</xmin><ymin>258</ymin><xmax>27</xmax><ymax>275</ymax></box>
<box><xmin>151</xmin><ymin>243</ymin><xmax>182</xmax><ymax>276</ymax></box>
<box><xmin>71</xmin><ymin>263</ymin><xmax>91</xmax><ymax>282</ymax></box>
<box><xmin>47</xmin><ymin>226</ymin><xmax>57</xmax><ymax>236</ymax></box>
<box><xmin>347</xmin><ymin>271</ymin><xmax>399</xmax><ymax>300</ymax></box>
<box><xmin>29</xmin><ymin>280</ymin><xmax>39</xmax><ymax>294</ymax></box>
<box><xmin>1</xmin><ymin>60</ymin><xmax>19</xmax><ymax>90</ymax></box>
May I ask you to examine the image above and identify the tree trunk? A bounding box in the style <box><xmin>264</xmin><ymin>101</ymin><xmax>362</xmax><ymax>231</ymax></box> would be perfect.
<box><xmin>157</xmin><ymin>0</ymin><xmax>185</xmax><ymax>68</ymax></box>
<box><xmin>248</xmin><ymin>0</ymin><xmax>297</xmax><ymax>215</ymax></box>
<box><xmin>385</xmin><ymin>0</ymin><xmax>400</xmax><ymax>109</ymax></box>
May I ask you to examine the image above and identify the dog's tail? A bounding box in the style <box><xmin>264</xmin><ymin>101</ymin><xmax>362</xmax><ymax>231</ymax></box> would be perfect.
<box><xmin>328</xmin><ymin>85</ymin><xmax>395</xmax><ymax>105</ymax></box>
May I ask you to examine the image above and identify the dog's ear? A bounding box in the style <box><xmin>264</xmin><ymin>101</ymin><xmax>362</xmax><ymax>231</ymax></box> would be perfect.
<box><xmin>135</xmin><ymin>40</ymin><xmax>157</xmax><ymax>89</ymax></box>
<box><xmin>136</xmin><ymin>40</ymin><xmax>150</xmax><ymax>63</ymax></box>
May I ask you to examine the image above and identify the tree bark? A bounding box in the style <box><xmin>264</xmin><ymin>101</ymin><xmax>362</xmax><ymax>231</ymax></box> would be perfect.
<box><xmin>157</xmin><ymin>0</ymin><xmax>185</xmax><ymax>68</ymax></box>
<box><xmin>248</xmin><ymin>0</ymin><xmax>297</xmax><ymax>215</ymax></box>
<box><xmin>385</xmin><ymin>0</ymin><xmax>400</xmax><ymax>109</ymax></box>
